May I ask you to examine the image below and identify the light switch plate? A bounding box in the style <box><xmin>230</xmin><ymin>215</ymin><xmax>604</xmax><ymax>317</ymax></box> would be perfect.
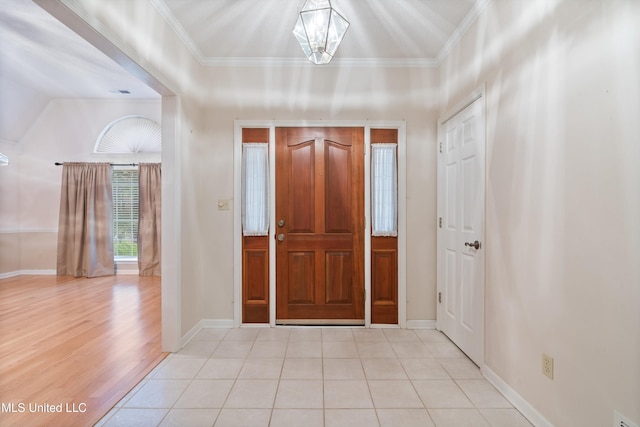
<box><xmin>217</xmin><ymin>199</ymin><xmax>230</xmax><ymax>210</ymax></box>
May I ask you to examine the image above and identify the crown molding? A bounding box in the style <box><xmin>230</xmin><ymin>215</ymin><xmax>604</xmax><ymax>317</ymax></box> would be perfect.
<box><xmin>201</xmin><ymin>56</ymin><xmax>439</xmax><ymax>68</ymax></box>
<box><xmin>436</xmin><ymin>0</ymin><xmax>492</xmax><ymax>65</ymax></box>
<box><xmin>0</xmin><ymin>137</ymin><xmax>19</xmax><ymax>145</ymax></box>
<box><xmin>153</xmin><ymin>0</ymin><xmax>492</xmax><ymax>69</ymax></box>
<box><xmin>148</xmin><ymin>0</ymin><xmax>205</xmax><ymax>64</ymax></box>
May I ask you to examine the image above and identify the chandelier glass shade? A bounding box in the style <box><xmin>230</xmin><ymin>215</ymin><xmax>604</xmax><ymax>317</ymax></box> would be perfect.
<box><xmin>293</xmin><ymin>0</ymin><xmax>350</xmax><ymax>64</ymax></box>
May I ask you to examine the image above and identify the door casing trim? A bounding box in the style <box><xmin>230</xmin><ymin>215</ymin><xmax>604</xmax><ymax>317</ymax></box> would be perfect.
<box><xmin>234</xmin><ymin>120</ymin><xmax>406</xmax><ymax>328</ymax></box>
<box><xmin>436</xmin><ymin>84</ymin><xmax>486</xmax><ymax>366</ymax></box>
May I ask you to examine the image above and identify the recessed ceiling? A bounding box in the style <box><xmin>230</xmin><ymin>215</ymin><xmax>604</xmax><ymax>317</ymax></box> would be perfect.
<box><xmin>152</xmin><ymin>0</ymin><xmax>485</xmax><ymax>66</ymax></box>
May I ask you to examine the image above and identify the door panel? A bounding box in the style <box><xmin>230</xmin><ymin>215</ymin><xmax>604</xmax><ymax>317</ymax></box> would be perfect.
<box><xmin>276</xmin><ymin>127</ymin><xmax>364</xmax><ymax>323</ymax></box>
<box><xmin>460</xmin><ymin>252</ymin><xmax>475</xmax><ymax>330</ymax></box>
<box><xmin>244</xmin><ymin>249</ymin><xmax>268</xmax><ymax>301</ymax></box>
<box><xmin>445</xmin><ymin>248</ymin><xmax>456</xmax><ymax>316</ymax></box>
<box><xmin>446</xmin><ymin>165</ymin><xmax>457</xmax><ymax>228</ymax></box>
<box><xmin>289</xmin><ymin>142</ymin><xmax>315</xmax><ymax>233</ymax></box>
<box><xmin>325</xmin><ymin>141</ymin><xmax>352</xmax><ymax>233</ymax></box>
<box><xmin>437</xmin><ymin>97</ymin><xmax>485</xmax><ymax>366</ymax></box>
<box><xmin>462</xmin><ymin>157</ymin><xmax>476</xmax><ymax>230</ymax></box>
<box><xmin>288</xmin><ymin>252</ymin><xmax>315</xmax><ymax>304</ymax></box>
<box><xmin>325</xmin><ymin>252</ymin><xmax>353</xmax><ymax>304</ymax></box>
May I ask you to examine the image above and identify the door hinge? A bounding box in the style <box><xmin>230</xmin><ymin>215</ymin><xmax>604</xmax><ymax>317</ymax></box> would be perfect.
<box><xmin>439</xmin><ymin>142</ymin><xmax>443</xmax><ymax>153</ymax></box>
<box><xmin>439</xmin><ymin>217</ymin><xmax>442</xmax><ymax>228</ymax></box>
<box><xmin>363</xmin><ymin>289</ymin><xmax>366</xmax><ymax>301</ymax></box>
<box><xmin>438</xmin><ymin>292</ymin><xmax>442</xmax><ymax>303</ymax></box>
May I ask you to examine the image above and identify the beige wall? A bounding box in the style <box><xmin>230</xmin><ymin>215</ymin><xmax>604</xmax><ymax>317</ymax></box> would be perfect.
<box><xmin>55</xmin><ymin>0</ymin><xmax>209</xmax><ymax>337</ymax></box>
<box><xmin>440</xmin><ymin>1</ymin><xmax>640</xmax><ymax>426</ymax></box>
<box><xmin>0</xmin><ymin>139</ymin><xmax>20</xmax><ymax>276</ymax></box>
<box><xmin>20</xmin><ymin>99</ymin><xmax>161</xmax><ymax>229</ymax></box>
<box><xmin>13</xmin><ymin>1</ymin><xmax>640</xmax><ymax>425</ymax></box>
<box><xmin>42</xmin><ymin>0</ymin><xmax>440</xmax><ymax>339</ymax></box>
<box><xmin>0</xmin><ymin>233</ymin><xmax>20</xmax><ymax>274</ymax></box>
<box><xmin>0</xmin><ymin>98</ymin><xmax>160</xmax><ymax>275</ymax></box>
<box><xmin>20</xmin><ymin>232</ymin><xmax>57</xmax><ymax>270</ymax></box>
<box><xmin>198</xmin><ymin>65</ymin><xmax>440</xmax><ymax>321</ymax></box>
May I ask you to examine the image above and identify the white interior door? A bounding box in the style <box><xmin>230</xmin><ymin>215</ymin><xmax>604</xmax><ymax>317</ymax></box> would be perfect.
<box><xmin>437</xmin><ymin>96</ymin><xmax>485</xmax><ymax>366</ymax></box>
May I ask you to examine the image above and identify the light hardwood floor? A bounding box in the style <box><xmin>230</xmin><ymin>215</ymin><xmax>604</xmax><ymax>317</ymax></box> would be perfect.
<box><xmin>0</xmin><ymin>275</ymin><xmax>166</xmax><ymax>427</ymax></box>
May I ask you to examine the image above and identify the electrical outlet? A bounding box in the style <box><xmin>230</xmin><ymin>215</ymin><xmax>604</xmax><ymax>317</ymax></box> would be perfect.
<box><xmin>542</xmin><ymin>354</ymin><xmax>554</xmax><ymax>379</ymax></box>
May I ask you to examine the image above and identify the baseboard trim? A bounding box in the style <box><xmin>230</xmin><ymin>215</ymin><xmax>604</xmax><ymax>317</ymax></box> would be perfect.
<box><xmin>115</xmin><ymin>269</ymin><xmax>140</xmax><ymax>275</ymax></box>
<box><xmin>482</xmin><ymin>365</ymin><xmax>554</xmax><ymax>427</ymax></box>
<box><xmin>0</xmin><ymin>269</ymin><xmax>56</xmax><ymax>279</ymax></box>
<box><xmin>370</xmin><ymin>324</ymin><xmax>400</xmax><ymax>329</ymax></box>
<box><xmin>181</xmin><ymin>319</ymin><xmax>235</xmax><ymax>349</ymax></box>
<box><xmin>0</xmin><ymin>270</ymin><xmax>144</xmax><ymax>278</ymax></box>
<box><xmin>181</xmin><ymin>320</ymin><xmax>203</xmax><ymax>348</ymax></box>
<box><xmin>406</xmin><ymin>320</ymin><xmax>437</xmax><ymax>329</ymax></box>
<box><xmin>22</xmin><ymin>269</ymin><xmax>57</xmax><ymax>275</ymax></box>
<box><xmin>201</xmin><ymin>319</ymin><xmax>235</xmax><ymax>328</ymax></box>
<box><xmin>0</xmin><ymin>271</ymin><xmax>19</xmax><ymax>279</ymax></box>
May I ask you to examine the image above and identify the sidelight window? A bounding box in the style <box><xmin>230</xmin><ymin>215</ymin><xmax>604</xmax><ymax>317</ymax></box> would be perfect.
<box><xmin>371</xmin><ymin>143</ymin><xmax>398</xmax><ymax>236</ymax></box>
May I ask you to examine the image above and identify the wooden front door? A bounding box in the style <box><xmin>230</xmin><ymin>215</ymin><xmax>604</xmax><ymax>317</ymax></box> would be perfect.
<box><xmin>275</xmin><ymin>127</ymin><xmax>364</xmax><ymax>324</ymax></box>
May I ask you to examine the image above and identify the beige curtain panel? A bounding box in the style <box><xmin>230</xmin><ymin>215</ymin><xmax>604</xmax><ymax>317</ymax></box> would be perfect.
<box><xmin>138</xmin><ymin>163</ymin><xmax>161</xmax><ymax>276</ymax></box>
<box><xmin>56</xmin><ymin>163</ymin><xmax>114</xmax><ymax>277</ymax></box>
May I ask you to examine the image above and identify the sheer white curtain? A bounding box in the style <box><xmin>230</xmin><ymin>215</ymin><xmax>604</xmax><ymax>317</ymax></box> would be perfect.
<box><xmin>371</xmin><ymin>144</ymin><xmax>398</xmax><ymax>236</ymax></box>
<box><xmin>242</xmin><ymin>143</ymin><xmax>269</xmax><ymax>236</ymax></box>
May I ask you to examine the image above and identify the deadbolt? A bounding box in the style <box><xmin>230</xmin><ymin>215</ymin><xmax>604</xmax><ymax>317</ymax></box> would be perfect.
<box><xmin>278</xmin><ymin>219</ymin><xmax>285</xmax><ymax>227</ymax></box>
<box><xmin>464</xmin><ymin>240</ymin><xmax>481</xmax><ymax>250</ymax></box>
<box><xmin>277</xmin><ymin>233</ymin><xmax>285</xmax><ymax>242</ymax></box>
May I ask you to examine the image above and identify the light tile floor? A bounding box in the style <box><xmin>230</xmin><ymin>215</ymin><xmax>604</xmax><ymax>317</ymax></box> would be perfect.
<box><xmin>96</xmin><ymin>328</ymin><xmax>533</xmax><ymax>427</ymax></box>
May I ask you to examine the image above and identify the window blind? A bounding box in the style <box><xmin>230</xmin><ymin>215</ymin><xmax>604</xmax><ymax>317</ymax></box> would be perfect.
<box><xmin>112</xmin><ymin>169</ymin><xmax>139</xmax><ymax>258</ymax></box>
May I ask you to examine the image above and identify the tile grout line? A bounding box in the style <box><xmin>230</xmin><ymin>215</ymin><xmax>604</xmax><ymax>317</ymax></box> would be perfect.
<box><xmin>213</xmin><ymin>329</ymin><xmax>255</xmax><ymax>425</ymax></box>
<box><xmin>363</xmin><ymin>331</ymin><xmax>382</xmax><ymax>426</ymax></box>
<box><xmin>321</xmin><ymin>335</ymin><xmax>325</xmax><ymax>427</ymax></box>
<box><xmin>270</xmin><ymin>332</ymin><xmax>292</xmax><ymax>425</ymax></box>
<box><xmin>98</xmin><ymin>327</ymin><xmax>527</xmax><ymax>427</ymax></box>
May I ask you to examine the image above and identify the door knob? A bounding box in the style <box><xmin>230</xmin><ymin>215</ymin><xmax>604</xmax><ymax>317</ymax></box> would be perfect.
<box><xmin>464</xmin><ymin>240</ymin><xmax>481</xmax><ymax>249</ymax></box>
<box><xmin>277</xmin><ymin>233</ymin><xmax>285</xmax><ymax>242</ymax></box>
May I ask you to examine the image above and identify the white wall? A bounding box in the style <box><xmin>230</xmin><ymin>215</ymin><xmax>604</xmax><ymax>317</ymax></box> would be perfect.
<box><xmin>0</xmin><ymin>77</ymin><xmax>50</xmax><ymax>144</ymax></box>
<box><xmin>440</xmin><ymin>1</ymin><xmax>640</xmax><ymax>426</ymax></box>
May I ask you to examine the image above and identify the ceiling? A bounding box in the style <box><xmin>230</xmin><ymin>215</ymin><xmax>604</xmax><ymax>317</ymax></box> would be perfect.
<box><xmin>0</xmin><ymin>0</ymin><xmax>485</xmax><ymax>143</ymax></box>
<box><xmin>153</xmin><ymin>0</ymin><xmax>483</xmax><ymax>66</ymax></box>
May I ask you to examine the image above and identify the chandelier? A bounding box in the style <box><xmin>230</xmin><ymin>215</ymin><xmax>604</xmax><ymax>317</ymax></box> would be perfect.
<box><xmin>292</xmin><ymin>0</ymin><xmax>350</xmax><ymax>65</ymax></box>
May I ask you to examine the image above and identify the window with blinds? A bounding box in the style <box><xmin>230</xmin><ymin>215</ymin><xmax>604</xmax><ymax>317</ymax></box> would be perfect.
<box><xmin>112</xmin><ymin>169</ymin><xmax>139</xmax><ymax>259</ymax></box>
